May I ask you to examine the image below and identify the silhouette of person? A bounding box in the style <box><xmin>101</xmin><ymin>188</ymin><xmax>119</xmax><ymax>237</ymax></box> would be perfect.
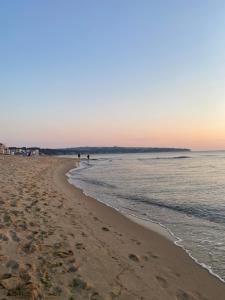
<box><xmin>78</xmin><ymin>153</ymin><xmax>81</xmax><ymax>159</ymax></box>
<box><xmin>87</xmin><ymin>154</ymin><xmax>90</xmax><ymax>160</ymax></box>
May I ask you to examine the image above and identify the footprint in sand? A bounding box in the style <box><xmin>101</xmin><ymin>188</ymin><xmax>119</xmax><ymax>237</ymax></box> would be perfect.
<box><xmin>195</xmin><ymin>292</ymin><xmax>209</xmax><ymax>300</ymax></box>
<box><xmin>0</xmin><ymin>233</ymin><xmax>8</xmax><ymax>241</ymax></box>
<box><xmin>70</xmin><ymin>277</ymin><xmax>87</xmax><ymax>291</ymax></box>
<box><xmin>3</xmin><ymin>213</ymin><xmax>12</xmax><ymax>226</ymax></box>
<box><xmin>102</xmin><ymin>227</ymin><xmax>109</xmax><ymax>232</ymax></box>
<box><xmin>156</xmin><ymin>275</ymin><xmax>168</xmax><ymax>288</ymax></box>
<box><xmin>142</xmin><ymin>255</ymin><xmax>149</xmax><ymax>262</ymax></box>
<box><xmin>67</xmin><ymin>262</ymin><xmax>78</xmax><ymax>273</ymax></box>
<box><xmin>76</xmin><ymin>243</ymin><xmax>85</xmax><ymax>250</ymax></box>
<box><xmin>6</xmin><ymin>260</ymin><xmax>19</xmax><ymax>271</ymax></box>
<box><xmin>128</xmin><ymin>253</ymin><xmax>140</xmax><ymax>262</ymax></box>
<box><xmin>9</xmin><ymin>230</ymin><xmax>20</xmax><ymax>242</ymax></box>
<box><xmin>130</xmin><ymin>238</ymin><xmax>141</xmax><ymax>245</ymax></box>
<box><xmin>91</xmin><ymin>291</ymin><xmax>102</xmax><ymax>300</ymax></box>
<box><xmin>176</xmin><ymin>290</ymin><xmax>199</xmax><ymax>300</ymax></box>
<box><xmin>147</xmin><ymin>251</ymin><xmax>159</xmax><ymax>259</ymax></box>
<box><xmin>10</xmin><ymin>200</ymin><xmax>17</xmax><ymax>207</ymax></box>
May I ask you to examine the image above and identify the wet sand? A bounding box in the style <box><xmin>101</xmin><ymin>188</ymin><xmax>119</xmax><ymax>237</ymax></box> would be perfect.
<box><xmin>0</xmin><ymin>155</ymin><xmax>225</xmax><ymax>299</ymax></box>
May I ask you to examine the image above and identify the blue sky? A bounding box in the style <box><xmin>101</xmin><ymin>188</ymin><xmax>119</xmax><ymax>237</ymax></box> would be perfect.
<box><xmin>1</xmin><ymin>0</ymin><xmax>225</xmax><ymax>149</ymax></box>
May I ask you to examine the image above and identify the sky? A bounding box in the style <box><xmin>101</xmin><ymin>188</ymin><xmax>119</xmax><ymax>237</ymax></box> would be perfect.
<box><xmin>0</xmin><ymin>0</ymin><xmax>225</xmax><ymax>150</ymax></box>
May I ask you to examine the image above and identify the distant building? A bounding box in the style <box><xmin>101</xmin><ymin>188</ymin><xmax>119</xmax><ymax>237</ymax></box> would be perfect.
<box><xmin>8</xmin><ymin>147</ymin><xmax>40</xmax><ymax>156</ymax></box>
<box><xmin>5</xmin><ymin>148</ymin><xmax>11</xmax><ymax>155</ymax></box>
<box><xmin>0</xmin><ymin>144</ymin><xmax>40</xmax><ymax>156</ymax></box>
<box><xmin>0</xmin><ymin>143</ymin><xmax>7</xmax><ymax>155</ymax></box>
<box><xmin>9</xmin><ymin>147</ymin><xmax>17</xmax><ymax>155</ymax></box>
<box><xmin>30</xmin><ymin>148</ymin><xmax>39</xmax><ymax>156</ymax></box>
<box><xmin>26</xmin><ymin>148</ymin><xmax>40</xmax><ymax>156</ymax></box>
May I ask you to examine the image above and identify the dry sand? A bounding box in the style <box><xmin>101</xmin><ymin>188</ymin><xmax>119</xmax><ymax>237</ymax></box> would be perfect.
<box><xmin>0</xmin><ymin>155</ymin><xmax>225</xmax><ymax>300</ymax></box>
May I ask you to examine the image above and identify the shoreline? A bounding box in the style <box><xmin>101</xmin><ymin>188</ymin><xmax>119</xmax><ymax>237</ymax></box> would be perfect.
<box><xmin>65</xmin><ymin>163</ymin><xmax>225</xmax><ymax>283</ymax></box>
<box><xmin>67</xmin><ymin>161</ymin><xmax>225</xmax><ymax>284</ymax></box>
<box><xmin>0</xmin><ymin>156</ymin><xmax>225</xmax><ymax>299</ymax></box>
<box><xmin>67</xmin><ymin>168</ymin><xmax>173</xmax><ymax>240</ymax></box>
<box><xmin>57</xmin><ymin>158</ymin><xmax>225</xmax><ymax>298</ymax></box>
<box><xmin>66</xmin><ymin>164</ymin><xmax>174</xmax><ymax>241</ymax></box>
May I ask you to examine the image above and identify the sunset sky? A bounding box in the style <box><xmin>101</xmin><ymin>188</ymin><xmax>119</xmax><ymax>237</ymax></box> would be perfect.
<box><xmin>1</xmin><ymin>0</ymin><xmax>225</xmax><ymax>150</ymax></box>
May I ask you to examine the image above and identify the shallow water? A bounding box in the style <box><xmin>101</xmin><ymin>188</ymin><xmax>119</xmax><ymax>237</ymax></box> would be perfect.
<box><xmin>68</xmin><ymin>151</ymin><xmax>225</xmax><ymax>281</ymax></box>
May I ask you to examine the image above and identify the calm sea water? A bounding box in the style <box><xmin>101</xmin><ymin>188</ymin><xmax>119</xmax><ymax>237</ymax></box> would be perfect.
<box><xmin>68</xmin><ymin>151</ymin><xmax>225</xmax><ymax>281</ymax></box>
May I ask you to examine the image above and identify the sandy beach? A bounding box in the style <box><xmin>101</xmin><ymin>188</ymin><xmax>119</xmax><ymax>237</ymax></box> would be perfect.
<box><xmin>0</xmin><ymin>156</ymin><xmax>225</xmax><ymax>300</ymax></box>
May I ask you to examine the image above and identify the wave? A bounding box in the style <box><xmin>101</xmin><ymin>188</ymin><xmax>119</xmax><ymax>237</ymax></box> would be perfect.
<box><xmin>75</xmin><ymin>177</ymin><xmax>117</xmax><ymax>189</ymax></box>
<box><xmin>118</xmin><ymin>194</ymin><xmax>225</xmax><ymax>224</ymax></box>
<box><xmin>138</xmin><ymin>156</ymin><xmax>191</xmax><ymax>161</ymax></box>
<box><xmin>69</xmin><ymin>161</ymin><xmax>95</xmax><ymax>175</ymax></box>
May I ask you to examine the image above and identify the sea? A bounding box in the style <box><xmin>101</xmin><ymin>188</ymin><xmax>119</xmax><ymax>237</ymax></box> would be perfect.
<box><xmin>67</xmin><ymin>151</ymin><xmax>225</xmax><ymax>282</ymax></box>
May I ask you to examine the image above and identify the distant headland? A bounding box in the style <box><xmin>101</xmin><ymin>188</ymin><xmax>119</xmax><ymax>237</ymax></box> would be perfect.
<box><xmin>40</xmin><ymin>146</ymin><xmax>191</xmax><ymax>155</ymax></box>
<box><xmin>0</xmin><ymin>144</ymin><xmax>191</xmax><ymax>156</ymax></box>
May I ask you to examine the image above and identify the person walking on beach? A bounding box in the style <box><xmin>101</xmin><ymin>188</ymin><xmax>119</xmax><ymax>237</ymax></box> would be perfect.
<box><xmin>87</xmin><ymin>154</ymin><xmax>90</xmax><ymax>160</ymax></box>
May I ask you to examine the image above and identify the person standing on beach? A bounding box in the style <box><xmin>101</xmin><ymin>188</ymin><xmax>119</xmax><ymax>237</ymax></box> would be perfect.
<box><xmin>87</xmin><ymin>154</ymin><xmax>90</xmax><ymax>160</ymax></box>
<box><xmin>78</xmin><ymin>153</ymin><xmax>81</xmax><ymax>159</ymax></box>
